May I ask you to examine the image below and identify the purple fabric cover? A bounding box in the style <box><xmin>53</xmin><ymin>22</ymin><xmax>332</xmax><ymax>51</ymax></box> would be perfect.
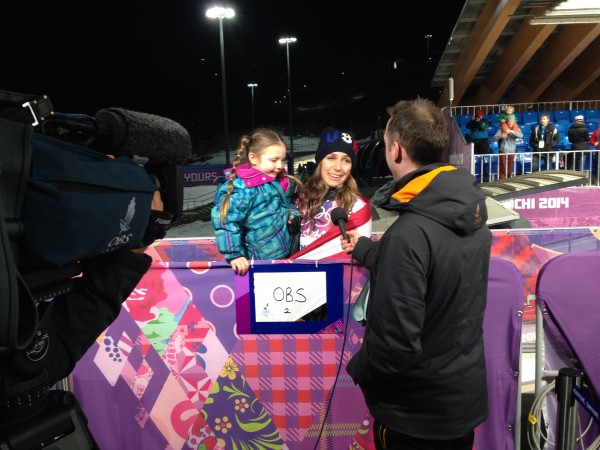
<box><xmin>536</xmin><ymin>251</ymin><xmax>600</xmax><ymax>448</ymax></box>
<box><xmin>69</xmin><ymin>243</ymin><xmax>525</xmax><ymax>449</ymax></box>
<box><xmin>536</xmin><ymin>251</ymin><xmax>600</xmax><ymax>396</ymax></box>
<box><xmin>475</xmin><ymin>257</ymin><xmax>524</xmax><ymax>450</ymax></box>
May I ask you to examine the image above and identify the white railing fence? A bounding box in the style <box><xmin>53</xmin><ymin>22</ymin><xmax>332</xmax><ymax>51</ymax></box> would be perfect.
<box><xmin>473</xmin><ymin>149</ymin><xmax>599</xmax><ymax>186</ymax></box>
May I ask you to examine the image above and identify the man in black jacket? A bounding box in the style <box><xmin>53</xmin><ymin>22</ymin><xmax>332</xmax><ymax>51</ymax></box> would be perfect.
<box><xmin>530</xmin><ymin>113</ymin><xmax>559</xmax><ymax>172</ymax></box>
<box><xmin>567</xmin><ymin>115</ymin><xmax>590</xmax><ymax>171</ymax></box>
<box><xmin>341</xmin><ymin>98</ymin><xmax>491</xmax><ymax>449</ymax></box>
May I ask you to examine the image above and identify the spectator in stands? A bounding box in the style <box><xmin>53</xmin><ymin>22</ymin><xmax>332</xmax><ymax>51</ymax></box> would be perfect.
<box><xmin>465</xmin><ymin>109</ymin><xmax>491</xmax><ymax>155</ymax></box>
<box><xmin>291</xmin><ymin>127</ymin><xmax>372</xmax><ymax>261</ymax></box>
<box><xmin>211</xmin><ymin>128</ymin><xmax>301</xmax><ymax>276</ymax></box>
<box><xmin>589</xmin><ymin>127</ymin><xmax>599</xmax><ymax>184</ymax></box>
<box><xmin>567</xmin><ymin>115</ymin><xmax>590</xmax><ymax>171</ymax></box>
<box><xmin>530</xmin><ymin>113</ymin><xmax>559</xmax><ymax>172</ymax></box>
<box><xmin>499</xmin><ymin>105</ymin><xmax>517</xmax><ymax>131</ymax></box>
<box><xmin>341</xmin><ymin>97</ymin><xmax>491</xmax><ymax>450</ymax></box>
<box><xmin>591</xmin><ymin>128</ymin><xmax>599</xmax><ymax>151</ymax></box>
<box><xmin>493</xmin><ymin>114</ymin><xmax>522</xmax><ymax>179</ymax></box>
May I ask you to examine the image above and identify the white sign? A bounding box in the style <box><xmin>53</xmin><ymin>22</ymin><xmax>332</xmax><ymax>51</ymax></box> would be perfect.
<box><xmin>253</xmin><ymin>271</ymin><xmax>327</xmax><ymax>322</ymax></box>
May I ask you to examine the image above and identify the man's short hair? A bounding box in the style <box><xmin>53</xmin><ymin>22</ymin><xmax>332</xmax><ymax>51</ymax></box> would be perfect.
<box><xmin>386</xmin><ymin>97</ymin><xmax>449</xmax><ymax>166</ymax></box>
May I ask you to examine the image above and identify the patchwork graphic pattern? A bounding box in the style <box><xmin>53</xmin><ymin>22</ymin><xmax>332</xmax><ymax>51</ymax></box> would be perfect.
<box><xmin>71</xmin><ymin>230</ymin><xmax>599</xmax><ymax>449</ymax></box>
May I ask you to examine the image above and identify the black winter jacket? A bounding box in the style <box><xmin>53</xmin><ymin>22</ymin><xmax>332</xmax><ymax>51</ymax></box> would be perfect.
<box><xmin>530</xmin><ymin>123</ymin><xmax>559</xmax><ymax>152</ymax></box>
<box><xmin>347</xmin><ymin>164</ymin><xmax>491</xmax><ymax>439</ymax></box>
<box><xmin>568</xmin><ymin>122</ymin><xmax>590</xmax><ymax>150</ymax></box>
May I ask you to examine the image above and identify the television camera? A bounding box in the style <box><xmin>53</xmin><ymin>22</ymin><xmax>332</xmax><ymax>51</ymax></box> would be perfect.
<box><xmin>0</xmin><ymin>90</ymin><xmax>191</xmax><ymax>449</ymax></box>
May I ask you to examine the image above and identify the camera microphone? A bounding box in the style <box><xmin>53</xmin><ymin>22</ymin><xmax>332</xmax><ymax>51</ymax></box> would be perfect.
<box><xmin>46</xmin><ymin>108</ymin><xmax>192</xmax><ymax>165</ymax></box>
<box><xmin>331</xmin><ymin>207</ymin><xmax>349</xmax><ymax>242</ymax></box>
<box><xmin>93</xmin><ymin>108</ymin><xmax>192</xmax><ymax>165</ymax></box>
<box><xmin>93</xmin><ymin>108</ymin><xmax>192</xmax><ymax>221</ymax></box>
<box><xmin>40</xmin><ymin>107</ymin><xmax>192</xmax><ymax>221</ymax></box>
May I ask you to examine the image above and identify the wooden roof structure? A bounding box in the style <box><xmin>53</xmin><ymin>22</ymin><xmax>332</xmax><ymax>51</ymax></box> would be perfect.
<box><xmin>433</xmin><ymin>0</ymin><xmax>600</xmax><ymax>107</ymax></box>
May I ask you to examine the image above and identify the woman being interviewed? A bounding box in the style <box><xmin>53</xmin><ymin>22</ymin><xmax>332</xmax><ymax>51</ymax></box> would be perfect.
<box><xmin>291</xmin><ymin>127</ymin><xmax>372</xmax><ymax>260</ymax></box>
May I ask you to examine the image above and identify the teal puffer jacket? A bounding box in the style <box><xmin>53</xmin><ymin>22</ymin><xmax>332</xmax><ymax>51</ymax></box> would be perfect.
<box><xmin>211</xmin><ymin>164</ymin><xmax>298</xmax><ymax>262</ymax></box>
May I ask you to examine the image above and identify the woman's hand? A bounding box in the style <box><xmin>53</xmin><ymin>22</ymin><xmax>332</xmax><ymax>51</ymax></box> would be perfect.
<box><xmin>230</xmin><ymin>256</ymin><xmax>250</xmax><ymax>276</ymax></box>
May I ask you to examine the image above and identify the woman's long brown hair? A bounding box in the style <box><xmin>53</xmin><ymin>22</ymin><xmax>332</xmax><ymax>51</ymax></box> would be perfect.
<box><xmin>295</xmin><ymin>161</ymin><xmax>360</xmax><ymax>224</ymax></box>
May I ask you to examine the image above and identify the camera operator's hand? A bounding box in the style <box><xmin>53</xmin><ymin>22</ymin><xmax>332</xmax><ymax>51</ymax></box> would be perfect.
<box><xmin>133</xmin><ymin>190</ymin><xmax>172</xmax><ymax>253</ymax></box>
<box><xmin>41</xmin><ymin>248</ymin><xmax>152</xmax><ymax>385</ymax></box>
<box><xmin>151</xmin><ymin>189</ymin><xmax>164</xmax><ymax>211</ymax></box>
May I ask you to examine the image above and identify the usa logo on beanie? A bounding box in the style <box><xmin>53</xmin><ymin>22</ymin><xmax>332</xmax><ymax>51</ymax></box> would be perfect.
<box><xmin>315</xmin><ymin>127</ymin><xmax>358</xmax><ymax>166</ymax></box>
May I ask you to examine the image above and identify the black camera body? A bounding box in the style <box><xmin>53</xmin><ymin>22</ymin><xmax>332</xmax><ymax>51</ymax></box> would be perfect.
<box><xmin>0</xmin><ymin>90</ymin><xmax>189</xmax><ymax>448</ymax></box>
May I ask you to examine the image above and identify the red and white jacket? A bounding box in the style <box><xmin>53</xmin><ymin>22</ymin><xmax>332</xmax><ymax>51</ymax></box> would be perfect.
<box><xmin>291</xmin><ymin>196</ymin><xmax>372</xmax><ymax>260</ymax></box>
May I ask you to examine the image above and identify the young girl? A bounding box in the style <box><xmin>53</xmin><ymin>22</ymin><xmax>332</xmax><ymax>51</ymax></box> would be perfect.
<box><xmin>211</xmin><ymin>129</ymin><xmax>301</xmax><ymax>276</ymax></box>
<box><xmin>499</xmin><ymin>105</ymin><xmax>517</xmax><ymax>132</ymax></box>
<box><xmin>291</xmin><ymin>127</ymin><xmax>372</xmax><ymax>260</ymax></box>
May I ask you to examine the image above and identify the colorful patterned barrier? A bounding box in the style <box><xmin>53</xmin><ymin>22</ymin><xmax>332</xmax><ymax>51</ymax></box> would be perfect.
<box><xmin>71</xmin><ymin>229</ymin><xmax>600</xmax><ymax>449</ymax></box>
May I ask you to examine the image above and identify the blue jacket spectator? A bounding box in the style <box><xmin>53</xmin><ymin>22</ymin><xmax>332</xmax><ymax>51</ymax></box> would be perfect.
<box><xmin>465</xmin><ymin>109</ymin><xmax>491</xmax><ymax>155</ymax></box>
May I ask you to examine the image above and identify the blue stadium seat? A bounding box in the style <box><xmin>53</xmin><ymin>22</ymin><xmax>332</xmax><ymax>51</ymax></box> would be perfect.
<box><xmin>554</xmin><ymin>122</ymin><xmax>568</xmax><ymax>135</ymax></box>
<box><xmin>562</xmin><ymin>135</ymin><xmax>572</xmax><ymax>150</ymax></box>
<box><xmin>457</xmin><ymin>113</ymin><xmax>472</xmax><ymax>126</ymax></box>
<box><xmin>521</xmin><ymin>111</ymin><xmax>539</xmax><ymax>125</ymax></box>
<box><xmin>511</xmin><ymin>111</ymin><xmax>523</xmax><ymax>124</ymax></box>
<box><xmin>488</xmin><ymin>113</ymin><xmax>502</xmax><ymax>125</ymax></box>
<box><xmin>569</xmin><ymin>109</ymin><xmax>586</xmax><ymax>121</ymax></box>
<box><xmin>515</xmin><ymin>147</ymin><xmax>532</xmax><ymax>174</ymax></box>
<box><xmin>553</xmin><ymin>110</ymin><xmax>571</xmax><ymax>123</ymax></box>
<box><xmin>585</xmin><ymin>109</ymin><xmax>600</xmax><ymax>121</ymax></box>
<box><xmin>583</xmin><ymin>152</ymin><xmax>593</xmax><ymax>170</ymax></box>
<box><xmin>587</xmin><ymin>121</ymin><xmax>598</xmax><ymax>134</ymax></box>
<box><xmin>462</xmin><ymin>127</ymin><xmax>470</xmax><ymax>141</ymax></box>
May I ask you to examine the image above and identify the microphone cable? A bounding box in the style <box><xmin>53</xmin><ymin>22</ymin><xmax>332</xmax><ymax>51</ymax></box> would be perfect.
<box><xmin>313</xmin><ymin>255</ymin><xmax>355</xmax><ymax>450</ymax></box>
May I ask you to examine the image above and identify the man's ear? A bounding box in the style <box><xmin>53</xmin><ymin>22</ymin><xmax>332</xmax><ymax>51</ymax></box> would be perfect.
<box><xmin>393</xmin><ymin>141</ymin><xmax>402</xmax><ymax>164</ymax></box>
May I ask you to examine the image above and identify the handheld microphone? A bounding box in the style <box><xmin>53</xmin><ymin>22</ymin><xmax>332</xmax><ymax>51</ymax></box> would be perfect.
<box><xmin>331</xmin><ymin>207</ymin><xmax>349</xmax><ymax>242</ymax></box>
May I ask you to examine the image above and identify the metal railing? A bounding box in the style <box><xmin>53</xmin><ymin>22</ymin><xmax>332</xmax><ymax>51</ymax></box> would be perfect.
<box><xmin>452</xmin><ymin>101</ymin><xmax>600</xmax><ymax>117</ymax></box>
<box><xmin>473</xmin><ymin>149</ymin><xmax>600</xmax><ymax>186</ymax></box>
<box><xmin>183</xmin><ymin>188</ymin><xmax>216</xmax><ymax>211</ymax></box>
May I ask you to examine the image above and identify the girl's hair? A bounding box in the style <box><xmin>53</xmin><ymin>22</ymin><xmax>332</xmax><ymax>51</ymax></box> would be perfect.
<box><xmin>296</xmin><ymin>160</ymin><xmax>360</xmax><ymax>223</ymax></box>
<box><xmin>218</xmin><ymin>128</ymin><xmax>303</xmax><ymax>222</ymax></box>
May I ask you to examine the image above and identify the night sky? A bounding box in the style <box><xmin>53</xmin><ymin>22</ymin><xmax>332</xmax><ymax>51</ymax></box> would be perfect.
<box><xmin>2</xmin><ymin>1</ymin><xmax>462</xmax><ymax>148</ymax></box>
